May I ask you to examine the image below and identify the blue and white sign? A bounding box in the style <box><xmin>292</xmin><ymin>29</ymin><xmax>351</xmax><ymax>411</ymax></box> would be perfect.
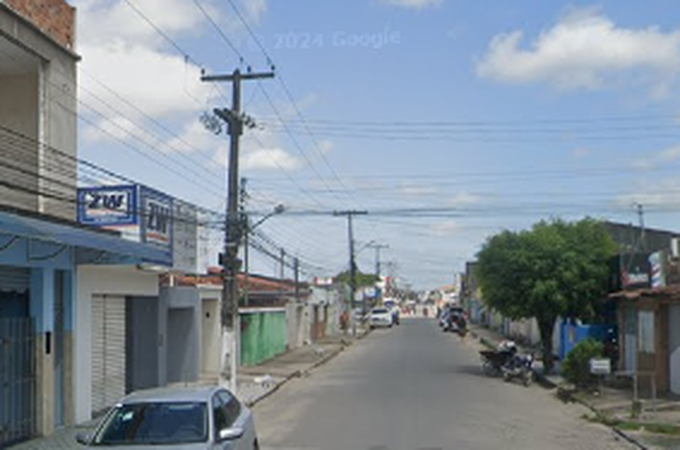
<box><xmin>140</xmin><ymin>187</ymin><xmax>173</xmax><ymax>259</ymax></box>
<box><xmin>77</xmin><ymin>185</ymin><xmax>138</xmax><ymax>226</ymax></box>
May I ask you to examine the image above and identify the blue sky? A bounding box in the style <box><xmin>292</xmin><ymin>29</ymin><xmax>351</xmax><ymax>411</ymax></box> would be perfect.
<box><xmin>70</xmin><ymin>0</ymin><xmax>680</xmax><ymax>289</ymax></box>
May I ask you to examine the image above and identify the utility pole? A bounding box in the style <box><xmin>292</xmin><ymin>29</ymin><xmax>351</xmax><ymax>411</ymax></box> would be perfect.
<box><xmin>367</xmin><ymin>243</ymin><xmax>389</xmax><ymax>278</ymax></box>
<box><xmin>637</xmin><ymin>203</ymin><xmax>646</xmax><ymax>251</ymax></box>
<box><xmin>241</xmin><ymin>179</ymin><xmax>250</xmax><ymax>308</ymax></box>
<box><xmin>294</xmin><ymin>257</ymin><xmax>300</xmax><ymax>303</ymax></box>
<box><xmin>280</xmin><ymin>248</ymin><xmax>286</xmax><ymax>281</ymax></box>
<box><xmin>334</xmin><ymin>210</ymin><xmax>368</xmax><ymax>337</ymax></box>
<box><xmin>201</xmin><ymin>68</ymin><xmax>274</xmax><ymax>391</ymax></box>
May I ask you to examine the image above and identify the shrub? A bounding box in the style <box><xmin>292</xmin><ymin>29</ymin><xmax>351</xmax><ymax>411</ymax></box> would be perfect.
<box><xmin>561</xmin><ymin>338</ymin><xmax>604</xmax><ymax>387</ymax></box>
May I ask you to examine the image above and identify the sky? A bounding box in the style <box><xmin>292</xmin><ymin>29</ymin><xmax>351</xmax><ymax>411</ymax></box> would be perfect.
<box><xmin>69</xmin><ymin>0</ymin><xmax>680</xmax><ymax>290</ymax></box>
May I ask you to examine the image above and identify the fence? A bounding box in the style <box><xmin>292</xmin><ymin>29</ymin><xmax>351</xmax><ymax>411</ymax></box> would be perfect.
<box><xmin>0</xmin><ymin>318</ymin><xmax>36</xmax><ymax>447</ymax></box>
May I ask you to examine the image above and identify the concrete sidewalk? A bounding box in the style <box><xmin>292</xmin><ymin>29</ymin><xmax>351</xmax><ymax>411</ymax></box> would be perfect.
<box><xmin>7</xmin><ymin>331</ymin><xmax>365</xmax><ymax>450</ymax></box>
<box><xmin>468</xmin><ymin>323</ymin><xmax>680</xmax><ymax>450</ymax></box>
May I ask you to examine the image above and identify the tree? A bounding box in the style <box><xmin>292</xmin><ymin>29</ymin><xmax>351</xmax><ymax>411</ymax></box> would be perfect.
<box><xmin>475</xmin><ymin>218</ymin><xmax>616</xmax><ymax>372</ymax></box>
<box><xmin>334</xmin><ymin>269</ymin><xmax>380</xmax><ymax>288</ymax></box>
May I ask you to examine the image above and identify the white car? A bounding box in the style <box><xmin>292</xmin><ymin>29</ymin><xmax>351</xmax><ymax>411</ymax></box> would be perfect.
<box><xmin>76</xmin><ymin>386</ymin><xmax>259</xmax><ymax>449</ymax></box>
<box><xmin>368</xmin><ymin>307</ymin><xmax>393</xmax><ymax>329</ymax></box>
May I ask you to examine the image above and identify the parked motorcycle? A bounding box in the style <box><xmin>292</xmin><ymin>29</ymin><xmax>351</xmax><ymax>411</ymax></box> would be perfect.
<box><xmin>479</xmin><ymin>340</ymin><xmax>517</xmax><ymax>377</ymax></box>
<box><xmin>501</xmin><ymin>352</ymin><xmax>535</xmax><ymax>386</ymax></box>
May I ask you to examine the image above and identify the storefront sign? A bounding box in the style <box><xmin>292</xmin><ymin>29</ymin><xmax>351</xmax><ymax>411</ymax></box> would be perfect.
<box><xmin>140</xmin><ymin>187</ymin><xmax>173</xmax><ymax>254</ymax></box>
<box><xmin>77</xmin><ymin>185</ymin><xmax>138</xmax><ymax>226</ymax></box>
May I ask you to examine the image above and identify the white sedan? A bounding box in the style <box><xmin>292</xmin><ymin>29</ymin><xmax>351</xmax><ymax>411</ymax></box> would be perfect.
<box><xmin>368</xmin><ymin>307</ymin><xmax>394</xmax><ymax>329</ymax></box>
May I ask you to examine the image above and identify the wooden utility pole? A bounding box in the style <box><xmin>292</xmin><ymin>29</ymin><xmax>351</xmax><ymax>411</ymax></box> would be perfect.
<box><xmin>334</xmin><ymin>210</ymin><xmax>368</xmax><ymax>337</ymax></box>
<box><xmin>201</xmin><ymin>68</ymin><xmax>274</xmax><ymax>391</ymax></box>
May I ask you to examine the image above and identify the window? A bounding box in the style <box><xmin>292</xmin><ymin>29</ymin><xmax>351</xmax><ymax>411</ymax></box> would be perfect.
<box><xmin>638</xmin><ymin>310</ymin><xmax>655</xmax><ymax>353</ymax></box>
<box><xmin>93</xmin><ymin>402</ymin><xmax>207</xmax><ymax>445</ymax></box>
<box><xmin>212</xmin><ymin>390</ymin><xmax>242</xmax><ymax>438</ymax></box>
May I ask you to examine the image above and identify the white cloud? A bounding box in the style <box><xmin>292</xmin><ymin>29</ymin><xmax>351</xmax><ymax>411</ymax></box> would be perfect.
<box><xmin>477</xmin><ymin>8</ymin><xmax>680</xmax><ymax>95</ymax></box>
<box><xmin>632</xmin><ymin>144</ymin><xmax>680</xmax><ymax>169</ymax></box>
<box><xmin>431</xmin><ymin>220</ymin><xmax>458</xmax><ymax>236</ymax></box>
<box><xmin>615</xmin><ymin>179</ymin><xmax>680</xmax><ymax>210</ymax></box>
<box><xmin>381</xmin><ymin>0</ymin><xmax>443</xmax><ymax>9</ymax></box>
<box><xmin>448</xmin><ymin>191</ymin><xmax>482</xmax><ymax>206</ymax></box>
<box><xmin>399</xmin><ymin>184</ymin><xmax>438</xmax><ymax>197</ymax></box>
<box><xmin>241</xmin><ymin>147</ymin><xmax>302</xmax><ymax>171</ymax></box>
<box><xmin>82</xmin><ymin>116</ymin><xmax>145</xmax><ymax>143</ymax></box>
<box><xmin>79</xmin><ymin>42</ymin><xmax>212</xmax><ymax>117</ymax></box>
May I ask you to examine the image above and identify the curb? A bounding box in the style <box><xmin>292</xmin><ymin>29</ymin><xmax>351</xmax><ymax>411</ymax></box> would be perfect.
<box><xmin>567</xmin><ymin>395</ymin><xmax>649</xmax><ymax>450</ymax></box>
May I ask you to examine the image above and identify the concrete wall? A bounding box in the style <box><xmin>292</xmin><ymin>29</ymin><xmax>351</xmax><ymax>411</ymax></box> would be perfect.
<box><xmin>166</xmin><ymin>308</ymin><xmax>198</xmax><ymax>383</ymax></box>
<box><xmin>160</xmin><ymin>286</ymin><xmax>201</xmax><ymax>384</ymax></box>
<box><xmin>0</xmin><ymin>74</ymin><xmax>40</xmax><ymax>213</ymax></box>
<box><xmin>0</xmin><ymin>2</ymin><xmax>78</xmax><ymax>220</ymax></box>
<box><xmin>285</xmin><ymin>302</ymin><xmax>305</xmax><ymax>350</ymax></box>
<box><xmin>74</xmin><ymin>266</ymin><xmax>158</xmax><ymax>424</ymax></box>
<box><xmin>126</xmin><ymin>296</ymin><xmax>160</xmax><ymax>392</ymax></box>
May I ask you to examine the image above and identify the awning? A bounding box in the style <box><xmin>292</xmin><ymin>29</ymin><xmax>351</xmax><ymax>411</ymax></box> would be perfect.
<box><xmin>0</xmin><ymin>210</ymin><xmax>171</xmax><ymax>266</ymax></box>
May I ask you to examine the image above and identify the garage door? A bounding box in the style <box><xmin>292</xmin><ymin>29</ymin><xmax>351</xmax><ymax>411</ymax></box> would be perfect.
<box><xmin>91</xmin><ymin>295</ymin><xmax>126</xmax><ymax>415</ymax></box>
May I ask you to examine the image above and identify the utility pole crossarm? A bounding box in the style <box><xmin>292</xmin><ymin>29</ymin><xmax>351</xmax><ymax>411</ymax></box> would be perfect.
<box><xmin>201</xmin><ymin>71</ymin><xmax>275</xmax><ymax>82</ymax></box>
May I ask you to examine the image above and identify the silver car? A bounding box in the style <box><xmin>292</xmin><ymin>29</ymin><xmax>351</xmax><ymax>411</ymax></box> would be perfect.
<box><xmin>76</xmin><ymin>385</ymin><xmax>259</xmax><ymax>449</ymax></box>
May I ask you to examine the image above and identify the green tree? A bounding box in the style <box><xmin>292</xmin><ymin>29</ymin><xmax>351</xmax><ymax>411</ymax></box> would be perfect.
<box><xmin>475</xmin><ymin>218</ymin><xmax>616</xmax><ymax>372</ymax></box>
<box><xmin>334</xmin><ymin>269</ymin><xmax>380</xmax><ymax>288</ymax></box>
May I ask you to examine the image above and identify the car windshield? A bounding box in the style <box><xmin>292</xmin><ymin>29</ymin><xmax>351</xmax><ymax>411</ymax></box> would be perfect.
<box><xmin>372</xmin><ymin>308</ymin><xmax>389</xmax><ymax>314</ymax></box>
<box><xmin>92</xmin><ymin>402</ymin><xmax>208</xmax><ymax>445</ymax></box>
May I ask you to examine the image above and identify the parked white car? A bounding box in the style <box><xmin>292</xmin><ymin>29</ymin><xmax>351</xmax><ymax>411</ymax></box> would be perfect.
<box><xmin>368</xmin><ymin>307</ymin><xmax>393</xmax><ymax>329</ymax></box>
<box><xmin>76</xmin><ymin>385</ymin><xmax>259</xmax><ymax>449</ymax></box>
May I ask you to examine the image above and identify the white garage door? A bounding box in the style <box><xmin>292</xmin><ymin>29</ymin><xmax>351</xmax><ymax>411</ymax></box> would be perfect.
<box><xmin>91</xmin><ymin>295</ymin><xmax>126</xmax><ymax>415</ymax></box>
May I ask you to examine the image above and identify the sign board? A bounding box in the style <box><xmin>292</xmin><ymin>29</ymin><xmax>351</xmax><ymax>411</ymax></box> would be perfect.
<box><xmin>621</xmin><ymin>253</ymin><xmax>652</xmax><ymax>290</ymax></box>
<box><xmin>589</xmin><ymin>358</ymin><xmax>611</xmax><ymax>375</ymax></box>
<box><xmin>649</xmin><ymin>251</ymin><xmax>667</xmax><ymax>288</ymax></box>
<box><xmin>172</xmin><ymin>200</ymin><xmax>199</xmax><ymax>274</ymax></box>
<box><xmin>140</xmin><ymin>187</ymin><xmax>173</xmax><ymax>259</ymax></box>
<box><xmin>77</xmin><ymin>185</ymin><xmax>138</xmax><ymax>226</ymax></box>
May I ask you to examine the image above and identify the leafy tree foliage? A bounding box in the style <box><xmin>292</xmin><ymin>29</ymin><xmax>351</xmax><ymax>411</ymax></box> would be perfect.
<box><xmin>334</xmin><ymin>269</ymin><xmax>380</xmax><ymax>288</ymax></box>
<box><xmin>476</xmin><ymin>218</ymin><xmax>616</xmax><ymax>372</ymax></box>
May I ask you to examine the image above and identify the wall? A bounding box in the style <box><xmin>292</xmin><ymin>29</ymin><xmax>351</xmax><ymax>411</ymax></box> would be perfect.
<box><xmin>126</xmin><ymin>296</ymin><xmax>159</xmax><ymax>392</ymax></box>
<box><xmin>240</xmin><ymin>308</ymin><xmax>287</xmax><ymax>366</ymax></box>
<box><xmin>0</xmin><ymin>74</ymin><xmax>40</xmax><ymax>213</ymax></box>
<box><xmin>159</xmin><ymin>286</ymin><xmax>200</xmax><ymax>384</ymax></box>
<box><xmin>166</xmin><ymin>308</ymin><xmax>198</xmax><ymax>383</ymax></box>
<box><xmin>200</xmin><ymin>297</ymin><xmax>219</xmax><ymax>379</ymax></box>
<box><xmin>4</xmin><ymin>0</ymin><xmax>75</xmax><ymax>49</ymax></box>
<box><xmin>0</xmin><ymin>2</ymin><xmax>78</xmax><ymax>220</ymax></box>
<box><xmin>74</xmin><ymin>266</ymin><xmax>158</xmax><ymax>424</ymax></box>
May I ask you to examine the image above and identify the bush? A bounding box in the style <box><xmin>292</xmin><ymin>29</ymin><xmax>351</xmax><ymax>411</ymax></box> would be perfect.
<box><xmin>561</xmin><ymin>338</ymin><xmax>604</xmax><ymax>387</ymax></box>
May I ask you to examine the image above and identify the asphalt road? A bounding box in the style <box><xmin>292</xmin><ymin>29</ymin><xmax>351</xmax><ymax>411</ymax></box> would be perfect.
<box><xmin>253</xmin><ymin>317</ymin><xmax>636</xmax><ymax>450</ymax></box>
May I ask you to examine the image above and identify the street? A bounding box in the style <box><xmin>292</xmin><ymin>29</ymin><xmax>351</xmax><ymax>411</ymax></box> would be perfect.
<box><xmin>254</xmin><ymin>317</ymin><xmax>635</xmax><ymax>450</ymax></box>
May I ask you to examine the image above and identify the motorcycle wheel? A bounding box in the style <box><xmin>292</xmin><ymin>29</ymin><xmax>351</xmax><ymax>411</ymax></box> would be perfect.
<box><xmin>503</xmin><ymin>372</ymin><xmax>511</xmax><ymax>382</ymax></box>
<box><xmin>482</xmin><ymin>361</ymin><xmax>495</xmax><ymax>376</ymax></box>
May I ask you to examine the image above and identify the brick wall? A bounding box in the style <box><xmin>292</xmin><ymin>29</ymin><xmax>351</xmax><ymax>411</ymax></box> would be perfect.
<box><xmin>4</xmin><ymin>0</ymin><xmax>75</xmax><ymax>50</ymax></box>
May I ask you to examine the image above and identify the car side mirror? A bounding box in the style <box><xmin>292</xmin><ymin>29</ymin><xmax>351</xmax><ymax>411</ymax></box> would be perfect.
<box><xmin>75</xmin><ymin>432</ymin><xmax>91</xmax><ymax>445</ymax></box>
<box><xmin>219</xmin><ymin>426</ymin><xmax>244</xmax><ymax>441</ymax></box>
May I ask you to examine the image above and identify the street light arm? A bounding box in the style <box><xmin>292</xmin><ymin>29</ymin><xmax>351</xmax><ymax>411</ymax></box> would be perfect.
<box><xmin>248</xmin><ymin>204</ymin><xmax>285</xmax><ymax>231</ymax></box>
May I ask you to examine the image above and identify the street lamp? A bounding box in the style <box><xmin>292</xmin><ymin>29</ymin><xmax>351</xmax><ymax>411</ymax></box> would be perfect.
<box><xmin>243</xmin><ymin>204</ymin><xmax>285</xmax><ymax>307</ymax></box>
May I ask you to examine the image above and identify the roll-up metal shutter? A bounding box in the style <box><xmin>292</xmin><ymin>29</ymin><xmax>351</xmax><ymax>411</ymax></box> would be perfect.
<box><xmin>0</xmin><ymin>266</ymin><xmax>29</xmax><ymax>293</ymax></box>
<box><xmin>91</xmin><ymin>295</ymin><xmax>126</xmax><ymax>416</ymax></box>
